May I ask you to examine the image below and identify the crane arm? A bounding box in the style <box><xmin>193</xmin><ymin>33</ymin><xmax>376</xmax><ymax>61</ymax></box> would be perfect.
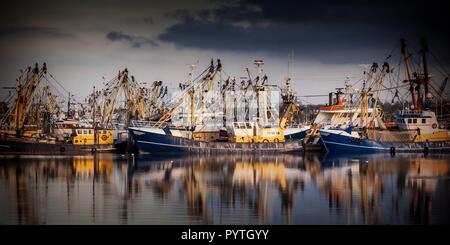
<box><xmin>155</xmin><ymin>62</ymin><xmax>219</xmax><ymax>126</ymax></box>
<box><xmin>14</xmin><ymin>64</ymin><xmax>47</xmax><ymax>131</ymax></box>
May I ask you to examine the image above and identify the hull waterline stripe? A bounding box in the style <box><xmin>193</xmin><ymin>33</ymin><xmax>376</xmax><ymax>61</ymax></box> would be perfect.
<box><xmin>322</xmin><ymin>140</ymin><xmax>390</xmax><ymax>150</ymax></box>
<box><xmin>323</xmin><ymin>140</ymin><xmax>450</xmax><ymax>151</ymax></box>
<box><xmin>136</xmin><ymin>140</ymin><xmax>300</xmax><ymax>151</ymax></box>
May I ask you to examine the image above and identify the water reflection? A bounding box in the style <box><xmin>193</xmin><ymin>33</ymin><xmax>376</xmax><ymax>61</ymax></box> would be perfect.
<box><xmin>0</xmin><ymin>153</ymin><xmax>449</xmax><ymax>224</ymax></box>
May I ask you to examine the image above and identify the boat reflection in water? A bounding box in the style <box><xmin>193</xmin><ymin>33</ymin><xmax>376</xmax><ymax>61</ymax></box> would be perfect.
<box><xmin>0</xmin><ymin>153</ymin><xmax>449</xmax><ymax>224</ymax></box>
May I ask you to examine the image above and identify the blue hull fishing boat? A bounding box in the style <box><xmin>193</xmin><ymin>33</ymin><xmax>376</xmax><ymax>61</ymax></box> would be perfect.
<box><xmin>320</xmin><ymin>38</ymin><xmax>450</xmax><ymax>154</ymax></box>
<box><xmin>129</xmin><ymin>125</ymin><xmax>303</xmax><ymax>155</ymax></box>
<box><xmin>320</xmin><ymin>128</ymin><xmax>450</xmax><ymax>154</ymax></box>
<box><xmin>128</xmin><ymin>59</ymin><xmax>308</xmax><ymax>155</ymax></box>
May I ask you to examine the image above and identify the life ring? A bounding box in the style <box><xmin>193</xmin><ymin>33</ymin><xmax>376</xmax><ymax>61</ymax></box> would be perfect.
<box><xmin>101</xmin><ymin>135</ymin><xmax>108</xmax><ymax>141</ymax></box>
<box><xmin>262</xmin><ymin>139</ymin><xmax>269</xmax><ymax>143</ymax></box>
<box><xmin>432</xmin><ymin>123</ymin><xmax>437</xmax><ymax>129</ymax></box>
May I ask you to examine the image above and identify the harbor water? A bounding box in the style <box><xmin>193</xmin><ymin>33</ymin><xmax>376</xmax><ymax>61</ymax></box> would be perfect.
<box><xmin>0</xmin><ymin>153</ymin><xmax>449</xmax><ymax>224</ymax></box>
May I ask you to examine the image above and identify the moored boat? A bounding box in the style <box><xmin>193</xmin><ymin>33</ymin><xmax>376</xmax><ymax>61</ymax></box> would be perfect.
<box><xmin>128</xmin><ymin>59</ymin><xmax>304</xmax><ymax>155</ymax></box>
<box><xmin>320</xmin><ymin>38</ymin><xmax>450</xmax><ymax>154</ymax></box>
<box><xmin>129</xmin><ymin>122</ymin><xmax>302</xmax><ymax>155</ymax></box>
<box><xmin>320</xmin><ymin>127</ymin><xmax>450</xmax><ymax>154</ymax></box>
<box><xmin>0</xmin><ymin>63</ymin><xmax>117</xmax><ymax>155</ymax></box>
<box><xmin>0</xmin><ymin>134</ymin><xmax>116</xmax><ymax>155</ymax></box>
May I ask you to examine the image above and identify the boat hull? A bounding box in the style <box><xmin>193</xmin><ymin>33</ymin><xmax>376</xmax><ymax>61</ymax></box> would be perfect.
<box><xmin>129</xmin><ymin>127</ymin><xmax>303</xmax><ymax>155</ymax></box>
<box><xmin>284</xmin><ymin>128</ymin><xmax>309</xmax><ymax>141</ymax></box>
<box><xmin>320</xmin><ymin>129</ymin><xmax>450</xmax><ymax>154</ymax></box>
<box><xmin>0</xmin><ymin>138</ymin><xmax>116</xmax><ymax>155</ymax></box>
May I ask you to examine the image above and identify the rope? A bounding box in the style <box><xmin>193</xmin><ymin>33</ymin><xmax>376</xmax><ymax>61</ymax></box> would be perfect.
<box><xmin>430</xmin><ymin>50</ymin><xmax>449</xmax><ymax>77</ymax></box>
<box><xmin>48</xmin><ymin>72</ymin><xmax>69</xmax><ymax>94</ymax></box>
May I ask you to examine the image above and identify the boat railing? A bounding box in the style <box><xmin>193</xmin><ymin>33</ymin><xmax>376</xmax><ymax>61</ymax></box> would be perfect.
<box><xmin>129</xmin><ymin>120</ymin><xmax>192</xmax><ymax>130</ymax></box>
<box><xmin>398</xmin><ymin>109</ymin><xmax>422</xmax><ymax>116</ymax></box>
<box><xmin>130</xmin><ymin>120</ymin><xmax>167</xmax><ymax>128</ymax></box>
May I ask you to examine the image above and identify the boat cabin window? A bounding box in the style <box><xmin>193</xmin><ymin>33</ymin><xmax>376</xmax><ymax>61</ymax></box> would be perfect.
<box><xmin>408</xmin><ymin>119</ymin><xmax>412</xmax><ymax>124</ymax></box>
<box><xmin>77</xmin><ymin>129</ymin><xmax>82</xmax><ymax>134</ymax></box>
<box><xmin>422</xmin><ymin>119</ymin><xmax>426</xmax><ymax>124</ymax></box>
<box><xmin>413</xmin><ymin>119</ymin><xmax>417</xmax><ymax>124</ymax></box>
<box><xmin>83</xmin><ymin>130</ymin><xmax>88</xmax><ymax>134</ymax></box>
<box><xmin>246</xmin><ymin>123</ymin><xmax>252</xmax><ymax>129</ymax></box>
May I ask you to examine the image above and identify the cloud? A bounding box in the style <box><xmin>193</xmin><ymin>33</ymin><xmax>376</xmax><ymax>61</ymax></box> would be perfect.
<box><xmin>106</xmin><ymin>31</ymin><xmax>159</xmax><ymax>48</ymax></box>
<box><xmin>106</xmin><ymin>31</ymin><xmax>133</xmax><ymax>42</ymax></box>
<box><xmin>159</xmin><ymin>0</ymin><xmax>450</xmax><ymax>64</ymax></box>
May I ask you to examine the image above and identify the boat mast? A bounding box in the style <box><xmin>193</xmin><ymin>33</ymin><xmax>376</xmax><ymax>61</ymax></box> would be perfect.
<box><xmin>400</xmin><ymin>38</ymin><xmax>418</xmax><ymax>111</ymax></box>
<box><xmin>66</xmin><ymin>92</ymin><xmax>71</xmax><ymax>119</ymax></box>
<box><xmin>360</xmin><ymin>63</ymin><xmax>377</xmax><ymax>128</ymax></box>
<box><xmin>254</xmin><ymin>60</ymin><xmax>264</xmax><ymax>122</ymax></box>
<box><xmin>14</xmin><ymin>63</ymin><xmax>47</xmax><ymax>134</ymax></box>
<box><xmin>218</xmin><ymin>61</ymin><xmax>224</xmax><ymax>128</ymax></box>
<box><xmin>233</xmin><ymin>78</ymin><xmax>237</xmax><ymax>123</ymax></box>
<box><xmin>93</xmin><ymin>86</ymin><xmax>97</xmax><ymax>145</ymax></box>
<box><xmin>188</xmin><ymin>63</ymin><xmax>196</xmax><ymax>128</ymax></box>
<box><xmin>222</xmin><ymin>78</ymin><xmax>228</xmax><ymax>127</ymax></box>
<box><xmin>201</xmin><ymin>59</ymin><xmax>214</xmax><ymax>124</ymax></box>
<box><xmin>369</xmin><ymin>62</ymin><xmax>390</xmax><ymax>128</ymax></box>
<box><xmin>155</xmin><ymin>60</ymin><xmax>220</xmax><ymax>128</ymax></box>
<box><xmin>420</xmin><ymin>37</ymin><xmax>430</xmax><ymax>109</ymax></box>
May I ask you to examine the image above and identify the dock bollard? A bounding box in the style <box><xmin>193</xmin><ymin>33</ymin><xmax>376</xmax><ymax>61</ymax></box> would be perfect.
<box><xmin>390</xmin><ymin>146</ymin><xmax>395</xmax><ymax>155</ymax></box>
<box><xmin>424</xmin><ymin>146</ymin><xmax>429</xmax><ymax>156</ymax></box>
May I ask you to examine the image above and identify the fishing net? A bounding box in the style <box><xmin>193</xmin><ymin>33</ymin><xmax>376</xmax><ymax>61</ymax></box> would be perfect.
<box><xmin>366</xmin><ymin>129</ymin><xmax>416</xmax><ymax>142</ymax></box>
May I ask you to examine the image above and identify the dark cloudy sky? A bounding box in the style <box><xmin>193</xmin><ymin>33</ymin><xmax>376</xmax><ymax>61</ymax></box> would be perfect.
<box><xmin>1</xmin><ymin>0</ymin><xmax>449</xmax><ymax>104</ymax></box>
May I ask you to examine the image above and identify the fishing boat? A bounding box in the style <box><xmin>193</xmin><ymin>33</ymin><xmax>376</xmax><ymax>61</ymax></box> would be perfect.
<box><xmin>302</xmin><ymin>80</ymin><xmax>380</xmax><ymax>151</ymax></box>
<box><xmin>129</xmin><ymin>59</ymin><xmax>303</xmax><ymax>154</ymax></box>
<box><xmin>320</xmin><ymin>38</ymin><xmax>450</xmax><ymax>154</ymax></box>
<box><xmin>280</xmin><ymin>77</ymin><xmax>310</xmax><ymax>141</ymax></box>
<box><xmin>313</xmin><ymin>86</ymin><xmax>380</xmax><ymax>129</ymax></box>
<box><xmin>0</xmin><ymin>63</ymin><xmax>116</xmax><ymax>154</ymax></box>
<box><xmin>129</xmin><ymin>121</ymin><xmax>302</xmax><ymax>154</ymax></box>
<box><xmin>0</xmin><ymin>128</ymin><xmax>115</xmax><ymax>154</ymax></box>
